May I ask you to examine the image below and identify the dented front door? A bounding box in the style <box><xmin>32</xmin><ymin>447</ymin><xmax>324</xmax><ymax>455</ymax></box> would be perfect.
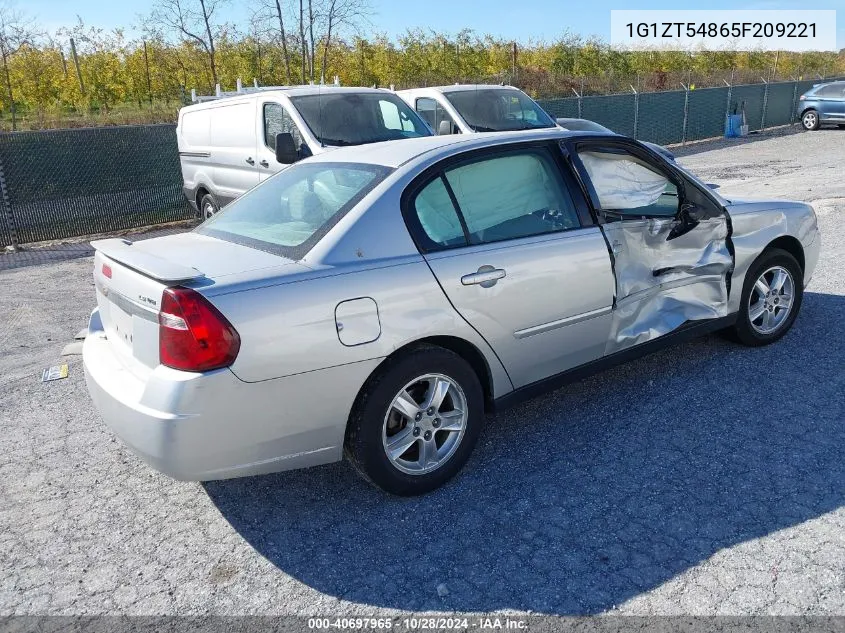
<box><xmin>569</xmin><ymin>141</ymin><xmax>733</xmax><ymax>354</ymax></box>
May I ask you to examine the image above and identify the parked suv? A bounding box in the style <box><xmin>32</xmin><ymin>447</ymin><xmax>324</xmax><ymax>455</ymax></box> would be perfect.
<box><xmin>177</xmin><ymin>86</ymin><xmax>433</xmax><ymax>218</ymax></box>
<box><xmin>797</xmin><ymin>81</ymin><xmax>845</xmax><ymax>130</ymax></box>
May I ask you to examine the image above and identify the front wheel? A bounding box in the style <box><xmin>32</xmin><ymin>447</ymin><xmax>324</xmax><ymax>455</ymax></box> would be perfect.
<box><xmin>345</xmin><ymin>346</ymin><xmax>485</xmax><ymax>496</ymax></box>
<box><xmin>801</xmin><ymin>110</ymin><xmax>820</xmax><ymax>131</ymax></box>
<box><xmin>200</xmin><ymin>193</ymin><xmax>219</xmax><ymax>220</ymax></box>
<box><xmin>731</xmin><ymin>248</ymin><xmax>803</xmax><ymax>346</ymax></box>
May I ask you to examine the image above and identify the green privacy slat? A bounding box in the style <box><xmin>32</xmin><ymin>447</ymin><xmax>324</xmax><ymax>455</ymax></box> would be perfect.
<box><xmin>0</xmin><ymin>124</ymin><xmax>193</xmax><ymax>245</ymax></box>
<box><xmin>686</xmin><ymin>87</ymin><xmax>730</xmax><ymax>142</ymax></box>
<box><xmin>582</xmin><ymin>94</ymin><xmax>636</xmax><ymax>137</ymax></box>
<box><xmin>766</xmin><ymin>82</ymin><xmax>799</xmax><ymax>126</ymax></box>
<box><xmin>537</xmin><ymin>97</ymin><xmax>580</xmax><ymax>118</ymax></box>
<box><xmin>636</xmin><ymin>90</ymin><xmax>687</xmax><ymax>145</ymax></box>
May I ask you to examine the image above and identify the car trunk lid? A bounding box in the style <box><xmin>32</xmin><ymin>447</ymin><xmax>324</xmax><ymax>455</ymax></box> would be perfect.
<box><xmin>91</xmin><ymin>232</ymin><xmax>306</xmax><ymax>376</ymax></box>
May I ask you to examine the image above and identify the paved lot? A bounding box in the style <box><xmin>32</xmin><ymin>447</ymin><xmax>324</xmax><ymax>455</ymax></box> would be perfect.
<box><xmin>1</xmin><ymin>128</ymin><xmax>844</xmax><ymax>616</ymax></box>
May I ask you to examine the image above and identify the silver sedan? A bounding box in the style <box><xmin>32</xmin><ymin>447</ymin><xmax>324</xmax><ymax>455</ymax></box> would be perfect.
<box><xmin>83</xmin><ymin>130</ymin><xmax>820</xmax><ymax>495</ymax></box>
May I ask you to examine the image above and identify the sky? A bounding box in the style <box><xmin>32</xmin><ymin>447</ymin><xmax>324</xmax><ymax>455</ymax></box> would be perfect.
<box><xmin>15</xmin><ymin>0</ymin><xmax>845</xmax><ymax>48</ymax></box>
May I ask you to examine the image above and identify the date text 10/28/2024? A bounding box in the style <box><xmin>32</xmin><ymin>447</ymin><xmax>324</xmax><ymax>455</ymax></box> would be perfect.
<box><xmin>308</xmin><ymin>617</ymin><xmax>527</xmax><ymax>630</ymax></box>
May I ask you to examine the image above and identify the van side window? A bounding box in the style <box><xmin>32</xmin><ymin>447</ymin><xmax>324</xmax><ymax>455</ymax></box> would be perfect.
<box><xmin>264</xmin><ymin>103</ymin><xmax>304</xmax><ymax>150</ymax></box>
<box><xmin>416</xmin><ymin>97</ymin><xmax>457</xmax><ymax>134</ymax></box>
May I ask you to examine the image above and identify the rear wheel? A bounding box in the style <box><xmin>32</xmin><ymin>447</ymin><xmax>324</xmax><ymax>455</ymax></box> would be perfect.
<box><xmin>731</xmin><ymin>248</ymin><xmax>803</xmax><ymax>346</ymax></box>
<box><xmin>801</xmin><ymin>110</ymin><xmax>820</xmax><ymax>131</ymax></box>
<box><xmin>345</xmin><ymin>346</ymin><xmax>484</xmax><ymax>496</ymax></box>
<box><xmin>200</xmin><ymin>193</ymin><xmax>219</xmax><ymax>220</ymax></box>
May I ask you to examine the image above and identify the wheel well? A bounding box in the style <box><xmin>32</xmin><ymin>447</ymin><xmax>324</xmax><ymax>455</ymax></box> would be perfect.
<box><xmin>765</xmin><ymin>235</ymin><xmax>805</xmax><ymax>274</ymax></box>
<box><xmin>386</xmin><ymin>337</ymin><xmax>496</xmax><ymax>412</ymax></box>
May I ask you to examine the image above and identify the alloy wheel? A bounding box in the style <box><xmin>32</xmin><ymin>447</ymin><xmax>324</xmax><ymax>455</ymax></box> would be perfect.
<box><xmin>748</xmin><ymin>265</ymin><xmax>795</xmax><ymax>335</ymax></box>
<box><xmin>802</xmin><ymin>111</ymin><xmax>817</xmax><ymax>130</ymax></box>
<box><xmin>382</xmin><ymin>373</ymin><xmax>468</xmax><ymax>475</ymax></box>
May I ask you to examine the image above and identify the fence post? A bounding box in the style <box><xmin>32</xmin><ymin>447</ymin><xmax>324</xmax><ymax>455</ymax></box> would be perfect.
<box><xmin>0</xmin><ymin>149</ymin><xmax>20</xmax><ymax>251</ymax></box>
<box><xmin>630</xmin><ymin>84</ymin><xmax>639</xmax><ymax>138</ymax></box>
<box><xmin>760</xmin><ymin>77</ymin><xmax>769</xmax><ymax>130</ymax></box>
<box><xmin>681</xmin><ymin>82</ymin><xmax>690</xmax><ymax>145</ymax></box>
<box><xmin>724</xmin><ymin>78</ymin><xmax>733</xmax><ymax>129</ymax></box>
<box><xmin>790</xmin><ymin>80</ymin><xmax>799</xmax><ymax>123</ymax></box>
<box><xmin>572</xmin><ymin>87</ymin><xmax>582</xmax><ymax>118</ymax></box>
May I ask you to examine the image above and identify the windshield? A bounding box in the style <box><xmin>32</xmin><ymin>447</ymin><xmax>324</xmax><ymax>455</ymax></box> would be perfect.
<box><xmin>290</xmin><ymin>93</ymin><xmax>432</xmax><ymax>146</ymax></box>
<box><xmin>197</xmin><ymin>162</ymin><xmax>391</xmax><ymax>257</ymax></box>
<box><xmin>444</xmin><ymin>89</ymin><xmax>555</xmax><ymax>132</ymax></box>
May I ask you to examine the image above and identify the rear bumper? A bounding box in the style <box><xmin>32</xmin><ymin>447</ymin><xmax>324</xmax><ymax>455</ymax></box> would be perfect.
<box><xmin>83</xmin><ymin>309</ymin><xmax>378</xmax><ymax>480</ymax></box>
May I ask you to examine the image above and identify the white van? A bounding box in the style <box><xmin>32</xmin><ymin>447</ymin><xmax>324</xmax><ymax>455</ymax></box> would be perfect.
<box><xmin>396</xmin><ymin>85</ymin><xmax>559</xmax><ymax>135</ymax></box>
<box><xmin>177</xmin><ymin>86</ymin><xmax>432</xmax><ymax>218</ymax></box>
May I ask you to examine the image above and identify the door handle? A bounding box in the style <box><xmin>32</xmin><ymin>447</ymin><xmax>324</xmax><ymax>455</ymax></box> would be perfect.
<box><xmin>259</xmin><ymin>159</ymin><xmax>269</xmax><ymax>167</ymax></box>
<box><xmin>245</xmin><ymin>157</ymin><xmax>255</xmax><ymax>165</ymax></box>
<box><xmin>461</xmin><ymin>265</ymin><xmax>506</xmax><ymax>288</ymax></box>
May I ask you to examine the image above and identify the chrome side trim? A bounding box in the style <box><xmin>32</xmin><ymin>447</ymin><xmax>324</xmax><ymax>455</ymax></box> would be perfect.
<box><xmin>179</xmin><ymin>151</ymin><xmax>211</xmax><ymax>158</ymax></box>
<box><xmin>97</xmin><ymin>281</ymin><xmax>159</xmax><ymax>323</ymax></box>
<box><xmin>513</xmin><ymin>305</ymin><xmax>612</xmax><ymax>339</ymax></box>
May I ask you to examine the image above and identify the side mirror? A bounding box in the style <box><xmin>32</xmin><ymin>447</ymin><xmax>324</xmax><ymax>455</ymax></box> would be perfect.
<box><xmin>438</xmin><ymin>120</ymin><xmax>454</xmax><ymax>136</ymax></box>
<box><xmin>275</xmin><ymin>132</ymin><xmax>299</xmax><ymax>164</ymax></box>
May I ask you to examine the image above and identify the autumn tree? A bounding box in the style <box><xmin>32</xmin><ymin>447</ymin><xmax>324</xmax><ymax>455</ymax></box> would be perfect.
<box><xmin>0</xmin><ymin>3</ymin><xmax>38</xmax><ymax>129</ymax></box>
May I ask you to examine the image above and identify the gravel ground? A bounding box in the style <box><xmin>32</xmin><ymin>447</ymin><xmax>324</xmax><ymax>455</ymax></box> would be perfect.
<box><xmin>1</xmin><ymin>128</ymin><xmax>843</xmax><ymax>616</ymax></box>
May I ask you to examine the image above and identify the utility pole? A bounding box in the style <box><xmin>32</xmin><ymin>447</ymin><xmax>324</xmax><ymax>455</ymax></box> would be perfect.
<box><xmin>69</xmin><ymin>37</ymin><xmax>85</xmax><ymax>96</ymax></box>
<box><xmin>143</xmin><ymin>41</ymin><xmax>153</xmax><ymax>106</ymax></box>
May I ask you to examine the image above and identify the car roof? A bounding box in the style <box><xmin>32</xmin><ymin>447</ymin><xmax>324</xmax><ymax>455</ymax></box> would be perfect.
<box><xmin>397</xmin><ymin>84</ymin><xmax>524</xmax><ymax>95</ymax></box>
<box><xmin>182</xmin><ymin>86</ymin><xmax>397</xmax><ymax>110</ymax></box>
<box><xmin>305</xmin><ymin>128</ymin><xmax>596</xmax><ymax>169</ymax></box>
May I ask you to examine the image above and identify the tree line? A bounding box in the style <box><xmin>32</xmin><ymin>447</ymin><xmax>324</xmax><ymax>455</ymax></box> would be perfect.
<box><xmin>1</xmin><ymin>0</ymin><xmax>843</xmax><ymax>130</ymax></box>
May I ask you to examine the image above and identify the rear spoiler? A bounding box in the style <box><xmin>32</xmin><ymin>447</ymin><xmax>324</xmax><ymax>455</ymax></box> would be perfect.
<box><xmin>91</xmin><ymin>238</ymin><xmax>205</xmax><ymax>283</ymax></box>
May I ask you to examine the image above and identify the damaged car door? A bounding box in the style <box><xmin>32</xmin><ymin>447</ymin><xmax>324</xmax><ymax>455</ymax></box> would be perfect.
<box><xmin>568</xmin><ymin>140</ymin><xmax>734</xmax><ymax>354</ymax></box>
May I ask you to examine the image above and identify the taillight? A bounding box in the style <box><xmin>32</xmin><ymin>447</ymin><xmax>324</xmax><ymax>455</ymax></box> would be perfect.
<box><xmin>158</xmin><ymin>287</ymin><xmax>240</xmax><ymax>372</ymax></box>
<box><xmin>799</xmin><ymin>95</ymin><xmax>806</xmax><ymax>101</ymax></box>
<box><xmin>102</xmin><ymin>263</ymin><xmax>112</xmax><ymax>278</ymax></box>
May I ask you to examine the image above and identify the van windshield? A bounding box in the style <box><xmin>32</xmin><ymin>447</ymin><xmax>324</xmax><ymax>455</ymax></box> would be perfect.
<box><xmin>444</xmin><ymin>89</ymin><xmax>555</xmax><ymax>132</ymax></box>
<box><xmin>197</xmin><ymin>162</ymin><xmax>391</xmax><ymax>258</ymax></box>
<box><xmin>290</xmin><ymin>93</ymin><xmax>432</xmax><ymax>146</ymax></box>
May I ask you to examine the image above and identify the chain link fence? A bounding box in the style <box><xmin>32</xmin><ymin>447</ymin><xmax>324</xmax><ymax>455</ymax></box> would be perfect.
<box><xmin>536</xmin><ymin>78</ymin><xmax>833</xmax><ymax>146</ymax></box>
<box><xmin>0</xmin><ymin>77</ymin><xmax>839</xmax><ymax>250</ymax></box>
<box><xmin>0</xmin><ymin>124</ymin><xmax>193</xmax><ymax>248</ymax></box>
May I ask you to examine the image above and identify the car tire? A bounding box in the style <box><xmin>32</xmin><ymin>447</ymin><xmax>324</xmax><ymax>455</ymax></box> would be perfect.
<box><xmin>730</xmin><ymin>248</ymin><xmax>803</xmax><ymax>347</ymax></box>
<box><xmin>345</xmin><ymin>345</ymin><xmax>485</xmax><ymax>496</ymax></box>
<box><xmin>801</xmin><ymin>110</ymin><xmax>820</xmax><ymax>131</ymax></box>
<box><xmin>200</xmin><ymin>193</ymin><xmax>219</xmax><ymax>220</ymax></box>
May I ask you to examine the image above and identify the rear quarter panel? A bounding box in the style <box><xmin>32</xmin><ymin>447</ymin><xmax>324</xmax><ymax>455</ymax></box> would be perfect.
<box><xmin>208</xmin><ymin>258</ymin><xmax>513</xmax><ymax>397</ymax></box>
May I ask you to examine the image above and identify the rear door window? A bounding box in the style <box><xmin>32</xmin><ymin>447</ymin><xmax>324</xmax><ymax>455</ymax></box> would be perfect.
<box><xmin>444</xmin><ymin>149</ymin><xmax>580</xmax><ymax>244</ymax></box>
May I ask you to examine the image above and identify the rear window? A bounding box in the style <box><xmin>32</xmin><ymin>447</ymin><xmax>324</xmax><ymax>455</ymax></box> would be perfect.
<box><xmin>197</xmin><ymin>162</ymin><xmax>391</xmax><ymax>258</ymax></box>
<box><xmin>289</xmin><ymin>93</ymin><xmax>432</xmax><ymax>146</ymax></box>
